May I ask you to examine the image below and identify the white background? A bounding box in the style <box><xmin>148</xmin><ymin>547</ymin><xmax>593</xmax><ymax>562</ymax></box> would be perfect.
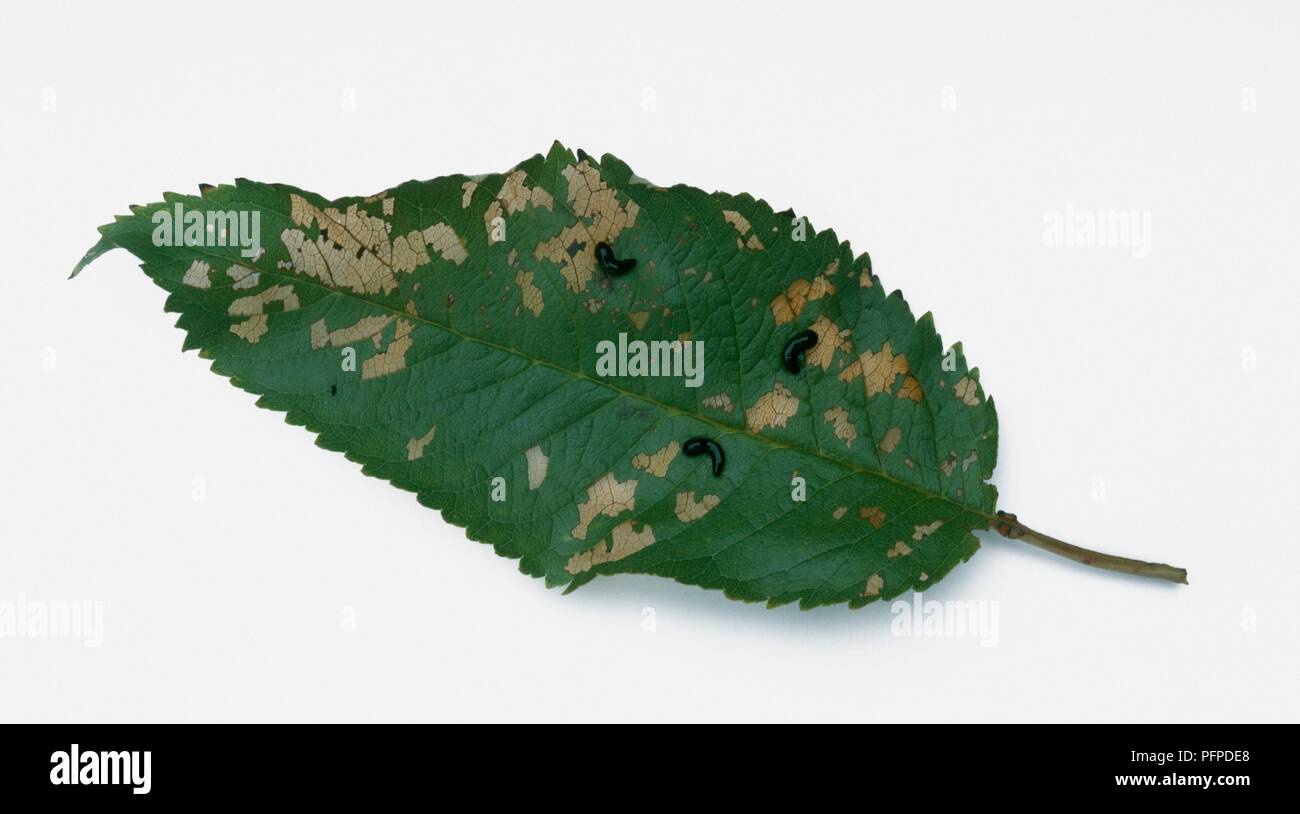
<box><xmin>2</xmin><ymin>1</ymin><xmax>1297</xmax><ymax>723</ymax></box>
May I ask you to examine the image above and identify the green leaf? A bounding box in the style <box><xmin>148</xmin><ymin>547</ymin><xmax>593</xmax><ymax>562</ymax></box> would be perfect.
<box><xmin>74</xmin><ymin>142</ymin><xmax>1003</xmax><ymax>609</ymax></box>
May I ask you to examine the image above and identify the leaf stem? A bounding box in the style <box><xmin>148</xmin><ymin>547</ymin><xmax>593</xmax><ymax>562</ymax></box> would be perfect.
<box><xmin>991</xmin><ymin>511</ymin><xmax>1188</xmax><ymax>584</ymax></box>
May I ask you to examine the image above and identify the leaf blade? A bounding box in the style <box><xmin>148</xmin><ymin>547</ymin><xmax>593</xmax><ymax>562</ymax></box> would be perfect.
<box><xmin>76</xmin><ymin>143</ymin><xmax>999</xmax><ymax>609</ymax></box>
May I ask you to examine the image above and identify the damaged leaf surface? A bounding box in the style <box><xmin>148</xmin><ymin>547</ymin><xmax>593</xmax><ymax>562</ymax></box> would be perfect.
<box><xmin>75</xmin><ymin>143</ymin><xmax>998</xmax><ymax>609</ymax></box>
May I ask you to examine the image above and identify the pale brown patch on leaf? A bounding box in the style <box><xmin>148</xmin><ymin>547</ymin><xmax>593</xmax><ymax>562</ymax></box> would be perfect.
<box><xmin>571</xmin><ymin>472</ymin><xmax>638</xmax><ymax>541</ymax></box>
<box><xmin>390</xmin><ymin>232</ymin><xmax>430</xmax><ymax>274</ymax></box>
<box><xmin>230</xmin><ymin>315</ymin><xmax>268</xmax><ymax>343</ymax></box>
<box><xmin>627</xmin><ymin>311</ymin><xmax>650</xmax><ymax>330</ymax></box>
<box><xmin>861</xmin><ymin>573</ymin><xmax>884</xmax><ymax>597</ymax></box>
<box><xmin>722</xmin><ymin>210</ymin><xmax>751</xmax><ymax>234</ymax></box>
<box><xmin>675</xmin><ymin>492</ymin><xmax>720</xmax><ymax>522</ymax></box>
<box><xmin>805</xmin><ymin>315</ymin><xmax>850</xmax><ymax>370</ymax></box>
<box><xmin>461</xmin><ymin>180</ymin><xmax>477</xmax><ymax>208</ymax></box>
<box><xmin>939</xmin><ymin>452</ymin><xmax>958</xmax><ymax>477</ymax></box>
<box><xmin>860</xmin><ymin>506</ymin><xmax>886</xmax><ymax>528</ymax></box>
<box><xmin>886</xmin><ymin>540</ymin><xmax>913</xmax><ymax>558</ymax></box>
<box><xmin>878</xmin><ymin>426</ymin><xmax>902</xmax><ymax>454</ymax></box>
<box><xmin>182</xmin><ymin>260</ymin><xmax>211</xmax><ymax>289</ymax></box>
<box><xmin>515</xmin><ymin>269</ymin><xmax>544</xmax><ymax>317</ymax></box>
<box><xmin>283</xmin><ymin>195</ymin><xmax>411</xmax><ymax>294</ymax></box>
<box><xmin>495</xmin><ymin>170</ymin><xmax>555</xmax><ymax>214</ymax></box>
<box><xmin>565</xmin><ymin>520</ymin><xmax>655</xmax><ymax>575</ymax></box>
<box><xmin>823</xmin><ymin>406</ymin><xmax>857</xmax><ymax>449</ymax></box>
<box><xmin>525</xmin><ymin>445</ymin><xmax>549</xmax><ymax>490</ymax></box>
<box><xmin>722</xmin><ymin>210</ymin><xmax>765</xmax><ymax>250</ymax></box>
<box><xmin>832</xmin><ymin>506</ymin><xmax>848</xmax><ymax>520</ymax></box>
<box><xmin>226</xmin><ymin>264</ymin><xmax>259</xmax><ymax>290</ymax></box>
<box><xmin>770</xmin><ymin>267</ymin><xmax>836</xmax><ymax>326</ymax></box>
<box><xmin>228</xmin><ymin>285</ymin><xmax>299</xmax><ymax>344</ymax></box>
<box><xmin>897</xmin><ymin>375</ymin><xmax>923</xmax><ymax>402</ymax></box>
<box><xmin>421</xmin><ymin>223</ymin><xmax>468</xmax><ymax>266</ymax></box>
<box><xmin>702</xmin><ymin>392</ymin><xmax>734</xmax><ymax>413</ymax></box>
<box><xmin>310</xmin><ymin>315</ymin><xmax>393</xmax><ymax>350</ymax></box>
<box><xmin>745</xmin><ymin>382</ymin><xmax>800</xmax><ymax>432</ymax></box>
<box><xmin>912</xmin><ymin>520</ymin><xmax>944</xmax><ymax>541</ymax></box>
<box><xmin>483</xmin><ymin>200</ymin><xmax>502</xmax><ymax>236</ymax></box>
<box><xmin>406</xmin><ymin>425</ymin><xmax>436</xmax><ymax>461</ymax></box>
<box><xmin>632</xmin><ymin>441</ymin><xmax>680</xmax><ymax>478</ymax></box>
<box><xmin>954</xmin><ymin>377</ymin><xmax>980</xmax><ymax>406</ymax></box>
<box><xmin>361</xmin><ymin>319</ymin><xmax>413</xmax><ymax>380</ymax></box>
<box><xmin>839</xmin><ymin>341</ymin><xmax>910</xmax><ymax>398</ymax></box>
<box><xmin>961</xmin><ymin>449</ymin><xmax>979</xmax><ymax>473</ymax></box>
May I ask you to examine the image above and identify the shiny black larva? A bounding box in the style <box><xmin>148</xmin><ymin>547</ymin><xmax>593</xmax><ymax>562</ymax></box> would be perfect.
<box><xmin>782</xmin><ymin>328</ymin><xmax>820</xmax><ymax>374</ymax></box>
<box><xmin>682</xmin><ymin>436</ymin><xmax>725</xmax><ymax>477</ymax></box>
<box><xmin>595</xmin><ymin>242</ymin><xmax>636</xmax><ymax>275</ymax></box>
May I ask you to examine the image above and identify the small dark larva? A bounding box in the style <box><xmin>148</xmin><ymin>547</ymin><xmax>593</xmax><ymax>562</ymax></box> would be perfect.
<box><xmin>595</xmin><ymin>242</ymin><xmax>637</xmax><ymax>275</ymax></box>
<box><xmin>782</xmin><ymin>329</ymin><xmax>820</xmax><ymax>374</ymax></box>
<box><xmin>682</xmin><ymin>436</ymin><xmax>725</xmax><ymax>477</ymax></box>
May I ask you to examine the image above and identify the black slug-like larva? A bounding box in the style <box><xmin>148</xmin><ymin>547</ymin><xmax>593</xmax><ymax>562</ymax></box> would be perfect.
<box><xmin>682</xmin><ymin>436</ymin><xmax>725</xmax><ymax>477</ymax></box>
<box><xmin>595</xmin><ymin>242</ymin><xmax>637</xmax><ymax>275</ymax></box>
<box><xmin>782</xmin><ymin>329</ymin><xmax>819</xmax><ymax>374</ymax></box>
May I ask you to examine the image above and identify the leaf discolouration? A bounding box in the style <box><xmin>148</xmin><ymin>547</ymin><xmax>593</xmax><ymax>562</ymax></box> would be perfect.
<box><xmin>860</xmin><ymin>506</ymin><xmax>887</xmax><ymax>528</ymax></box>
<box><xmin>823</xmin><ymin>406</ymin><xmax>857</xmax><ymax>449</ymax></box>
<box><xmin>722</xmin><ymin>210</ymin><xmax>765</xmax><ymax>250</ymax></box>
<box><xmin>360</xmin><ymin>319</ymin><xmax>413</xmax><ymax>380</ymax></box>
<box><xmin>182</xmin><ymin>260</ymin><xmax>211</xmax><ymax>289</ymax></box>
<box><xmin>745</xmin><ymin>382</ymin><xmax>800</xmax><ymax>432</ymax></box>
<box><xmin>702</xmin><ymin>392</ymin><xmax>734</xmax><ymax>413</ymax></box>
<box><xmin>674</xmin><ymin>492</ymin><xmax>720</xmax><ymax>522</ymax></box>
<box><xmin>515</xmin><ymin>269</ymin><xmax>544</xmax><ymax>317</ymax></box>
<box><xmin>861</xmin><ymin>574</ymin><xmax>884</xmax><ymax>597</ymax></box>
<box><xmin>769</xmin><ymin>267</ymin><xmax>835</xmax><ymax>326</ymax></box>
<box><xmin>310</xmin><ymin>315</ymin><xmax>393</xmax><ymax>350</ymax></box>
<box><xmin>525</xmin><ymin>445</ymin><xmax>549</xmax><ymax>490</ymax></box>
<box><xmin>571</xmin><ymin>472</ymin><xmax>638</xmax><ymax>541</ymax></box>
<box><xmin>631</xmin><ymin>441</ymin><xmax>679</xmax><ymax>478</ymax></box>
<box><xmin>805</xmin><ymin>315</ymin><xmax>849</xmax><ymax>371</ymax></box>
<box><xmin>954</xmin><ymin>376</ymin><xmax>981</xmax><ymax>406</ymax></box>
<box><xmin>839</xmin><ymin>341</ymin><xmax>910</xmax><ymax>399</ymax></box>
<box><xmin>912</xmin><ymin>520</ymin><xmax>944</xmax><ymax>541</ymax></box>
<box><xmin>228</xmin><ymin>284</ymin><xmax>300</xmax><ymax>344</ymax></box>
<box><xmin>878</xmin><ymin>426</ymin><xmax>903</xmax><ymax>454</ymax></box>
<box><xmin>886</xmin><ymin>540</ymin><xmax>913</xmax><ymax>558</ymax></box>
<box><xmin>406</xmin><ymin>425</ymin><xmax>436</xmax><ymax>461</ymax></box>
<box><xmin>565</xmin><ymin>520</ymin><xmax>656</xmax><ymax>575</ymax></box>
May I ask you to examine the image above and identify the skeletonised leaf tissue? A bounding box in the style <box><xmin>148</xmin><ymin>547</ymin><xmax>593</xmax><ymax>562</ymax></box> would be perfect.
<box><xmin>73</xmin><ymin>143</ymin><xmax>1187</xmax><ymax>610</ymax></box>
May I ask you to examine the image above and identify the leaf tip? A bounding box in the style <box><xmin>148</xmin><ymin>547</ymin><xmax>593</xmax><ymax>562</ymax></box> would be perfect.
<box><xmin>70</xmin><ymin>234</ymin><xmax>116</xmax><ymax>279</ymax></box>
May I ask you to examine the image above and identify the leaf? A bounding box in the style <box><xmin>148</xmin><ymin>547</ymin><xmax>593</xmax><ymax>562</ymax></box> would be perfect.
<box><xmin>73</xmin><ymin>142</ymin><xmax>1012</xmax><ymax>610</ymax></box>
